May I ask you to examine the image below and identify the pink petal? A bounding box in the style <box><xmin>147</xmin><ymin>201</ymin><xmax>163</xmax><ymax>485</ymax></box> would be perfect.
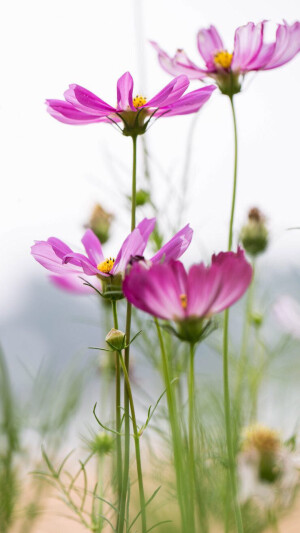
<box><xmin>156</xmin><ymin>85</ymin><xmax>216</xmax><ymax>118</ymax></box>
<box><xmin>81</xmin><ymin>229</ymin><xmax>104</xmax><ymax>266</ymax></box>
<box><xmin>232</xmin><ymin>22</ymin><xmax>264</xmax><ymax>72</ymax></box>
<box><xmin>263</xmin><ymin>21</ymin><xmax>300</xmax><ymax>70</ymax></box>
<box><xmin>123</xmin><ymin>261</ymin><xmax>187</xmax><ymax>320</ymax></box>
<box><xmin>146</xmin><ymin>75</ymin><xmax>189</xmax><ymax>108</ymax></box>
<box><xmin>151</xmin><ymin>224</ymin><xmax>193</xmax><ymax>264</ymax></box>
<box><xmin>187</xmin><ymin>263</ymin><xmax>223</xmax><ymax>317</ymax></box>
<box><xmin>111</xmin><ymin>229</ymin><xmax>145</xmax><ymax>276</ymax></box>
<box><xmin>116</xmin><ymin>72</ymin><xmax>134</xmax><ymax>111</ymax></box>
<box><xmin>31</xmin><ymin>240</ymin><xmax>82</xmax><ymax>275</ymax></box>
<box><xmin>136</xmin><ymin>217</ymin><xmax>156</xmax><ymax>243</ymax></box>
<box><xmin>49</xmin><ymin>274</ymin><xmax>97</xmax><ymax>294</ymax></box>
<box><xmin>208</xmin><ymin>249</ymin><xmax>252</xmax><ymax>314</ymax></box>
<box><xmin>63</xmin><ymin>252</ymin><xmax>99</xmax><ymax>275</ymax></box>
<box><xmin>150</xmin><ymin>41</ymin><xmax>207</xmax><ymax>79</ymax></box>
<box><xmin>46</xmin><ymin>100</ymin><xmax>109</xmax><ymax>125</ymax></box>
<box><xmin>111</xmin><ymin>218</ymin><xmax>156</xmax><ymax>275</ymax></box>
<box><xmin>64</xmin><ymin>85</ymin><xmax>116</xmax><ymax>115</ymax></box>
<box><xmin>197</xmin><ymin>25</ymin><xmax>224</xmax><ymax>68</ymax></box>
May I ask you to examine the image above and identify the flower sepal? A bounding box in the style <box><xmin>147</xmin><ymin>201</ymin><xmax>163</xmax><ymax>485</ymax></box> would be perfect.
<box><xmin>215</xmin><ymin>72</ymin><xmax>241</xmax><ymax>96</ymax></box>
<box><xmin>119</xmin><ymin>108</ymin><xmax>151</xmax><ymax>137</ymax></box>
<box><xmin>99</xmin><ymin>273</ymin><xmax>124</xmax><ymax>301</ymax></box>
<box><xmin>162</xmin><ymin>317</ymin><xmax>217</xmax><ymax>344</ymax></box>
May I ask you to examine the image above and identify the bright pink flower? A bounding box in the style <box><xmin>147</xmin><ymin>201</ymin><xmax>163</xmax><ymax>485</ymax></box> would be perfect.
<box><xmin>123</xmin><ymin>249</ymin><xmax>252</xmax><ymax>341</ymax></box>
<box><xmin>31</xmin><ymin>218</ymin><xmax>193</xmax><ymax>296</ymax></box>
<box><xmin>46</xmin><ymin>72</ymin><xmax>216</xmax><ymax>135</ymax></box>
<box><xmin>151</xmin><ymin>21</ymin><xmax>300</xmax><ymax>95</ymax></box>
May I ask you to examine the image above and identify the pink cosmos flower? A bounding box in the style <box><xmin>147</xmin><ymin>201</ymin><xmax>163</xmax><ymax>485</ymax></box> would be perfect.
<box><xmin>151</xmin><ymin>21</ymin><xmax>300</xmax><ymax>95</ymax></box>
<box><xmin>31</xmin><ymin>218</ymin><xmax>193</xmax><ymax>296</ymax></box>
<box><xmin>123</xmin><ymin>248</ymin><xmax>252</xmax><ymax>341</ymax></box>
<box><xmin>46</xmin><ymin>72</ymin><xmax>216</xmax><ymax>135</ymax></box>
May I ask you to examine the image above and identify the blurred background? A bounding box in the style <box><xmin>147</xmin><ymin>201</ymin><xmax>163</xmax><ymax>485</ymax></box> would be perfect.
<box><xmin>0</xmin><ymin>0</ymin><xmax>300</xmax><ymax>530</ymax></box>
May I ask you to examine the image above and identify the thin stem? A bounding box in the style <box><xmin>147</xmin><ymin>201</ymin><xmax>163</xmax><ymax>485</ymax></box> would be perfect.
<box><xmin>188</xmin><ymin>343</ymin><xmax>196</xmax><ymax>531</ymax></box>
<box><xmin>155</xmin><ymin>318</ymin><xmax>188</xmax><ymax>530</ymax></box>
<box><xmin>112</xmin><ymin>300</ymin><xmax>122</xmax><ymax>510</ymax></box>
<box><xmin>118</xmin><ymin>135</ymin><xmax>138</xmax><ymax>533</ymax></box>
<box><xmin>227</xmin><ymin>96</ymin><xmax>238</xmax><ymax>252</ymax></box>
<box><xmin>235</xmin><ymin>259</ymin><xmax>255</xmax><ymax>423</ymax></box>
<box><xmin>131</xmin><ymin>136</ymin><xmax>137</xmax><ymax>231</ymax></box>
<box><xmin>118</xmin><ymin>351</ymin><xmax>147</xmax><ymax>533</ymax></box>
<box><xmin>222</xmin><ymin>95</ymin><xmax>244</xmax><ymax>533</ymax></box>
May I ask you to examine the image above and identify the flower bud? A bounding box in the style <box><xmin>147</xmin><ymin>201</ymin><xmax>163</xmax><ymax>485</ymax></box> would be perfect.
<box><xmin>135</xmin><ymin>189</ymin><xmax>151</xmax><ymax>206</ymax></box>
<box><xmin>86</xmin><ymin>204</ymin><xmax>113</xmax><ymax>245</ymax></box>
<box><xmin>250</xmin><ymin>312</ymin><xmax>263</xmax><ymax>328</ymax></box>
<box><xmin>100</xmin><ymin>273</ymin><xmax>124</xmax><ymax>301</ymax></box>
<box><xmin>89</xmin><ymin>433</ymin><xmax>114</xmax><ymax>456</ymax></box>
<box><xmin>105</xmin><ymin>328</ymin><xmax>126</xmax><ymax>351</ymax></box>
<box><xmin>240</xmin><ymin>207</ymin><xmax>268</xmax><ymax>257</ymax></box>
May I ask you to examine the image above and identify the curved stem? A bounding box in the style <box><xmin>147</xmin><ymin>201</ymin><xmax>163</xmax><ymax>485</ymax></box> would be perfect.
<box><xmin>112</xmin><ymin>300</ymin><xmax>122</xmax><ymax>510</ymax></box>
<box><xmin>118</xmin><ymin>135</ymin><xmax>138</xmax><ymax>533</ymax></box>
<box><xmin>223</xmin><ymin>95</ymin><xmax>244</xmax><ymax>533</ymax></box>
<box><xmin>155</xmin><ymin>318</ymin><xmax>188</xmax><ymax>530</ymax></box>
<box><xmin>118</xmin><ymin>351</ymin><xmax>147</xmax><ymax>533</ymax></box>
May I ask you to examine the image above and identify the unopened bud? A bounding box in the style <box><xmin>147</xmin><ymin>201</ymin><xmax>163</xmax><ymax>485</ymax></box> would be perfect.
<box><xmin>240</xmin><ymin>207</ymin><xmax>268</xmax><ymax>257</ymax></box>
<box><xmin>250</xmin><ymin>312</ymin><xmax>263</xmax><ymax>328</ymax></box>
<box><xmin>105</xmin><ymin>328</ymin><xmax>126</xmax><ymax>351</ymax></box>
<box><xmin>136</xmin><ymin>189</ymin><xmax>150</xmax><ymax>206</ymax></box>
<box><xmin>86</xmin><ymin>204</ymin><xmax>113</xmax><ymax>245</ymax></box>
<box><xmin>90</xmin><ymin>433</ymin><xmax>114</xmax><ymax>456</ymax></box>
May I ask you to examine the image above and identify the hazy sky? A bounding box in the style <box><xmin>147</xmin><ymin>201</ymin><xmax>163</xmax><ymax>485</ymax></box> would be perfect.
<box><xmin>1</xmin><ymin>0</ymin><xmax>300</xmax><ymax>319</ymax></box>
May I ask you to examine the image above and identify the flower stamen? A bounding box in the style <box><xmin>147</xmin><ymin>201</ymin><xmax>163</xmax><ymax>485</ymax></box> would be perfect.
<box><xmin>133</xmin><ymin>95</ymin><xmax>147</xmax><ymax>109</ymax></box>
<box><xmin>180</xmin><ymin>294</ymin><xmax>188</xmax><ymax>309</ymax></box>
<box><xmin>214</xmin><ymin>50</ymin><xmax>233</xmax><ymax>69</ymax></box>
<box><xmin>97</xmin><ymin>257</ymin><xmax>115</xmax><ymax>274</ymax></box>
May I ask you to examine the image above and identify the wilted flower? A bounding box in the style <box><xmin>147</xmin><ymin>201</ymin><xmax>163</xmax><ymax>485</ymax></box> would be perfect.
<box><xmin>31</xmin><ymin>218</ymin><xmax>193</xmax><ymax>298</ymax></box>
<box><xmin>86</xmin><ymin>204</ymin><xmax>114</xmax><ymax>245</ymax></box>
<box><xmin>238</xmin><ymin>424</ymin><xmax>300</xmax><ymax>511</ymax></box>
<box><xmin>151</xmin><ymin>21</ymin><xmax>300</xmax><ymax>95</ymax></box>
<box><xmin>46</xmin><ymin>72</ymin><xmax>216</xmax><ymax>136</ymax></box>
<box><xmin>123</xmin><ymin>248</ymin><xmax>252</xmax><ymax>342</ymax></box>
<box><xmin>240</xmin><ymin>207</ymin><xmax>268</xmax><ymax>257</ymax></box>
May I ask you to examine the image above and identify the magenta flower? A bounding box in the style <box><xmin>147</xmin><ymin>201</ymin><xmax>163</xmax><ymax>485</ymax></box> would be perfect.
<box><xmin>123</xmin><ymin>248</ymin><xmax>252</xmax><ymax>342</ymax></box>
<box><xmin>46</xmin><ymin>72</ymin><xmax>216</xmax><ymax>136</ymax></box>
<box><xmin>31</xmin><ymin>218</ymin><xmax>193</xmax><ymax>298</ymax></box>
<box><xmin>151</xmin><ymin>21</ymin><xmax>300</xmax><ymax>95</ymax></box>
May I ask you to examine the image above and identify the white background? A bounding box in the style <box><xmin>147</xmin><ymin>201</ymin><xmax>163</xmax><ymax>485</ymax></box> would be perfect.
<box><xmin>0</xmin><ymin>0</ymin><xmax>299</xmax><ymax>322</ymax></box>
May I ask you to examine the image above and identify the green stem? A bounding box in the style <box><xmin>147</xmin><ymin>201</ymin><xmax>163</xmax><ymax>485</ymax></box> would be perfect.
<box><xmin>155</xmin><ymin>318</ymin><xmax>188</xmax><ymax>530</ymax></box>
<box><xmin>222</xmin><ymin>95</ymin><xmax>244</xmax><ymax>533</ymax></box>
<box><xmin>227</xmin><ymin>96</ymin><xmax>238</xmax><ymax>252</ymax></box>
<box><xmin>235</xmin><ymin>260</ymin><xmax>255</xmax><ymax>423</ymax></box>
<box><xmin>188</xmin><ymin>343</ymin><xmax>196</xmax><ymax>531</ymax></box>
<box><xmin>97</xmin><ymin>454</ymin><xmax>105</xmax><ymax>532</ymax></box>
<box><xmin>131</xmin><ymin>136</ymin><xmax>137</xmax><ymax>231</ymax></box>
<box><xmin>118</xmin><ymin>351</ymin><xmax>147</xmax><ymax>533</ymax></box>
<box><xmin>118</xmin><ymin>135</ymin><xmax>138</xmax><ymax>533</ymax></box>
<box><xmin>112</xmin><ymin>300</ymin><xmax>122</xmax><ymax>510</ymax></box>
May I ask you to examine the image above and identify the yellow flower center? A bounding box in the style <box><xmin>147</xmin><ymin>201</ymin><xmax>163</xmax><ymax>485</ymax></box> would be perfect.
<box><xmin>132</xmin><ymin>95</ymin><xmax>147</xmax><ymax>109</ymax></box>
<box><xmin>97</xmin><ymin>257</ymin><xmax>115</xmax><ymax>274</ymax></box>
<box><xmin>180</xmin><ymin>294</ymin><xmax>188</xmax><ymax>309</ymax></box>
<box><xmin>242</xmin><ymin>424</ymin><xmax>281</xmax><ymax>454</ymax></box>
<box><xmin>214</xmin><ymin>50</ymin><xmax>233</xmax><ymax>69</ymax></box>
